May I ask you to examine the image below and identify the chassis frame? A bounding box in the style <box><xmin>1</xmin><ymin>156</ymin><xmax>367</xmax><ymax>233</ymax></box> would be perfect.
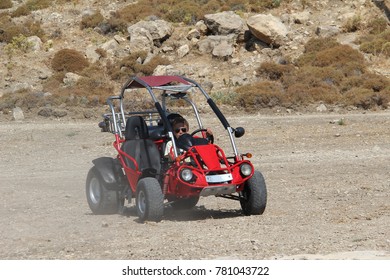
<box><xmin>86</xmin><ymin>75</ymin><xmax>267</xmax><ymax>221</ymax></box>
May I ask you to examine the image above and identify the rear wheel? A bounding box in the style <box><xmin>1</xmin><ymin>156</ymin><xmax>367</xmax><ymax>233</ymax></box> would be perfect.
<box><xmin>86</xmin><ymin>166</ymin><xmax>121</xmax><ymax>214</ymax></box>
<box><xmin>240</xmin><ymin>170</ymin><xmax>267</xmax><ymax>215</ymax></box>
<box><xmin>136</xmin><ymin>177</ymin><xmax>164</xmax><ymax>222</ymax></box>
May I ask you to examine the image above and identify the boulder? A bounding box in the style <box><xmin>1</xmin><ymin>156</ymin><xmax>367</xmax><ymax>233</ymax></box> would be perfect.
<box><xmin>204</xmin><ymin>11</ymin><xmax>245</xmax><ymax>36</ymax></box>
<box><xmin>27</xmin><ymin>36</ymin><xmax>43</xmax><ymax>52</ymax></box>
<box><xmin>63</xmin><ymin>72</ymin><xmax>82</xmax><ymax>87</ymax></box>
<box><xmin>212</xmin><ymin>41</ymin><xmax>234</xmax><ymax>58</ymax></box>
<box><xmin>247</xmin><ymin>14</ymin><xmax>288</xmax><ymax>47</ymax></box>
<box><xmin>128</xmin><ymin>20</ymin><xmax>173</xmax><ymax>47</ymax></box>
<box><xmin>315</xmin><ymin>25</ymin><xmax>340</xmax><ymax>37</ymax></box>
<box><xmin>177</xmin><ymin>44</ymin><xmax>190</xmax><ymax>58</ymax></box>
<box><xmin>127</xmin><ymin>26</ymin><xmax>154</xmax><ymax>53</ymax></box>
<box><xmin>13</xmin><ymin>107</ymin><xmax>24</xmax><ymax>121</ymax></box>
<box><xmin>197</xmin><ymin>34</ymin><xmax>236</xmax><ymax>54</ymax></box>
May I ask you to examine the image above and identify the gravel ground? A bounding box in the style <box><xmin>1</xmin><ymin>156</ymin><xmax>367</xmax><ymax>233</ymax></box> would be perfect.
<box><xmin>0</xmin><ymin>111</ymin><xmax>389</xmax><ymax>260</ymax></box>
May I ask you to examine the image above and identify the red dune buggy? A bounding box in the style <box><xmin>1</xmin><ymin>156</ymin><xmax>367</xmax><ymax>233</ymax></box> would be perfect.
<box><xmin>86</xmin><ymin>75</ymin><xmax>267</xmax><ymax>221</ymax></box>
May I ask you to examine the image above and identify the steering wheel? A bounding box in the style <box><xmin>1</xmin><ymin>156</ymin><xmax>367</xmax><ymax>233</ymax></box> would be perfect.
<box><xmin>191</xmin><ymin>128</ymin><xmax>214</xmax><ymax>144</ymax></box>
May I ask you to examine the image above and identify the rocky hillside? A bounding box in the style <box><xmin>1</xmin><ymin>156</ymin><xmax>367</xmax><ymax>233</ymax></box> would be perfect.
<box><xmin>1</xmin><ymin>0</ymin><xmax>390</xmax><ymax>119</ymax></box>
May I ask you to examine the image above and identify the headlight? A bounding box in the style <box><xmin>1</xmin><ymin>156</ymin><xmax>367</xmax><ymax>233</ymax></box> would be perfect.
<box><xmin>240</xmin><ymin>163</ymin><xmax>252</xmax><ymax>177</ymax></box>
<box><xmin>180</xmin><ymin>168</ymin><xmax>194</xmax><ymax>182</ymax></box>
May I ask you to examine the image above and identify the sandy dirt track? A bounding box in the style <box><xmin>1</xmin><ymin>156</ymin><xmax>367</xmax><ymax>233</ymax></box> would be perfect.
<box><xmin>0</xmin><ymin>111</ymin><xmax>389</xmax><ymax>260</ymax></box>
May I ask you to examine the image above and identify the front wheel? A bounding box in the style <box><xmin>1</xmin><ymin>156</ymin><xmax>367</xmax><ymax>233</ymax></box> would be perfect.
<box><xmin>240</xmin><ymin>170</ymin><xmax>267</xmax><ymax>215</ymax></box>
<box><xmin>86</xmin><ymin>166</ymin><xmax>121</xmax><ymax>214</ymax></box>
<box><xmin>136</xmin><ymin>177</ymin><xmax>164</xmax><ymax>222</ymax></box>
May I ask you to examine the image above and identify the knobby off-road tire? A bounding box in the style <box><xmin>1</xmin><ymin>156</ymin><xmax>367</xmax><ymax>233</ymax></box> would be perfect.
<box><xmin>169</xmin><ymin>197</ymin><xmax>199</xmax><ymax>210</ymax></box>
<box><xmin>86</xmin><ymin>166</ymin><xmax>121</xmax><ymax>214</ymax></box>
<box><xmin>136</xmin><ymin>177</ymin><xmax>164</xmax><ymax>222</ymax></box>
<box><xmin>240</xmin><ymin>170</ymin><xmax>267</xmax><ymax>215</ymax></box>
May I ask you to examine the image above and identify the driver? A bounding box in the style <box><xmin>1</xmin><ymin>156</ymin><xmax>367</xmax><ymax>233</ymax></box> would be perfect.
<box><xmin>164</xmin><ymin>116</ymin><xmax>212</xmax><ymax>160</ymax></box>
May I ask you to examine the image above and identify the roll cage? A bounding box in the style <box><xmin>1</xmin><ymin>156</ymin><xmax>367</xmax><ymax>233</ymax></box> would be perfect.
<box><xmin>103</xmin><ymin>75</ymin><xmax>243</xmax><ymax>160</ymax></box>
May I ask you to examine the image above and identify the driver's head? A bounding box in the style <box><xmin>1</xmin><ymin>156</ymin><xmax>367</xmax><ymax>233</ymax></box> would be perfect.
<box><xmin>172</xmin><ymin>117</ymin><xmax>189</xmax><ymax>138</ymax></box>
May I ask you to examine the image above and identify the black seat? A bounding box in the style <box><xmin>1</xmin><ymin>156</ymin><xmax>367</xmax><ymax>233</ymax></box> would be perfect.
<box><xmin>121</xmin><ymin>116</ymin><xmax>161</xmax><ymax>176</ymax></box>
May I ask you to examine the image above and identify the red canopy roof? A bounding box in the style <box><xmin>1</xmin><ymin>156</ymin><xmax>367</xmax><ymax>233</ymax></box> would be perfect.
<box><xmin>127</xmin><ymin>76</ymin><xmax>190</xmax><ymax>88</ymax></box>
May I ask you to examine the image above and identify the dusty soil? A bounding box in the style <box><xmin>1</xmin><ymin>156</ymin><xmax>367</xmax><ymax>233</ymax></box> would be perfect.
<box><xmin>0</xmin><ymin>111</ymin><xmax>389</xmax><ymax>260</ymax></box>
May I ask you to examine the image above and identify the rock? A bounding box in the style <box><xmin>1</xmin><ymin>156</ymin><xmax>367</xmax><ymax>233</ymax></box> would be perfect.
<box><xmin>27</xmin><ymin>36</ymin><xmax>43</xmax><ymax>52</ymax></box>
<box><xmin>316</xmin><ymin>104</ymin><xmax>328</xmax><ymax>112</ymax></box>
<box><xmin>86</xmin><ymin>45</ymin><xmax>101</xmax><ymax>63</ymax></box>
<box><xmin>247</xmin><ymin>14</ymin><xmax>289</xmax><ymax>47</ymax></box>
<box><xmin>38</xmin><ymin>107</ymin><xmax>53</xmax><ymax>118</ymax></box>
<box><xmin>128</xmin><ymin>20</ymin><xmax>173</xmax><ymax>48</ymax></box>
<box><xmin>13</xmin><ymin>107</ymin><xmax>24</xmax><ymax>121</ymax></box>
<box><xmin>195</xmin><ymin>20</ymin><xmax>208</xmax><ymax>35</ymax></box>
<box><xmin>204</xmin><ymin>11</ymin><xmax>246</xmax><ymax>36</ymax></box>
<box><xmin>291</xmin><ymin>11</ymin><xmax>311</xmax><ymax>24</ymax></box>
<box><xmin>6</xmin><ymin>83</ymin><xmax>32</xmax><ymax>94</ymax></box>
<box><xmin>63</xmin><ymin>73</ymin><xmax>82</xmax><ymax>87</ymax></box>
<box><xmin>99</xmin><ymin>39</ymin><xmax>120</xmax><ymax>56</ymax></box>
<box><xmin>315</xmin><ymin>25</ymin><xmax>340</xmax><ymax>37</ymax></box>
<box><xmin>177</xmin><ymin>44</ymin><xmax>190</xmax><ymax>58</ymax></box>
<box><xmin>187</xmin><ymin>29</ymin><xmax>200</xmax><ymax>40</ymax></box>
<box><xmin>153</xmin><ymin>65</ymin><xmax>182</xmax><ymax>76</ymax></box>
<box><xmin>53</xmin><ymin>110</ymin><xmax>67</xmax><ymax>118</ymax></box>
<box><xmin>197</xmin><ymin>34</ymin><xmax>236</xmax><ymax>54</ymax></box>
<box><xmin>127</xmin><ymin>26</ymin><xmax>154</xmax><ymax>53</ymax></box>
<box><xmin>212</xmin><ymin>41</ymin><xmax>234</xmax><ymax>58</ymax></box>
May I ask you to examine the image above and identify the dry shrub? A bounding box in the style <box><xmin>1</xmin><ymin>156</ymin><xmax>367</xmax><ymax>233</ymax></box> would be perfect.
<box><xmin>342</xmin><ymin>14</ymin><xmax>362</xmax><ymax>32</ymax></box>
<box><xmin>11</xmin><ymin>5</ymin><xmax>30</xmax><ymax>17</ymax></box>
<box><xmin>343</xmin><ymin>88</ymin><xmax>390</xmax><ymax>109</ymax></box>
<box><xmin>117</xmin><ymin>2</ymin><xmax>155</xmax><ymax>24</ymax></box>
<box><xmin>236</xmin><ymin>35</ymin><xmax>390</xmax><ymax>110</ymax></box>
<box><xmin>283</xmin><ymin>66</ymin><xmax>344</xmax><ymax>90</ymax></box>
<box><xmin>366</xmin><ymin>17</ymin><xmax>388</xmax><ymax>35</ymax></box>
<box><xmin>257</xmin><ymin>61</ymin><xmax>294</xmax><ymax>80</ymax></box>
<box><xmin>107</xmin><ymin>51</ymin><xmax>170</xmax><ymax>81</ymax></box>
<box><xmin>80</xmin><ymin>11</ymin><xmax>104</xmax><ymax>29</ymax></box>
<box><xmin>235</xmin><ymin>81</ymin><xmax>284</xmax><ymax>109</ymax></box>
<box><xmin>302</xmin><ymin>37</ymin><xmax>339</xmax><ymax>54</ymax></box>
<box><xmin>165</xmin><ymin>2</ymin><xmax>202</xmax><ymax>24</ymax></box>
<box><xmin>11</xmin><ymin>0</ymin><xmax>52</xmax><ymax>17</ymax></box>
<box><xmin>105</xmin><ymin>12</ymin><xmax>128</xmax><ymax>34</ymax></box>
<box><xmin>116</xmin><ymin>0</ymin><xmax>284</xmax><ymax>25</ymax></box>
<box><xmin>25</xmin><ymin>0</ymin><xmax>52</xmax><ymax>11</ymax></box>
<box><xmin>42</xmin><ymin>62</ymin><xmax>115</xmax><ymax>107</ymax></box>
<box><xmin>285</xmin><ymin>83</ymin><xmax>341</xmax><ymax>105</ymax></box>
<box><xmin>0</xmin><ymin>18</ymin><xmax>45</xmax><ymax>43</ymax></box>
<box><xmin>51</xmin><ymin>48</ymin><xmax>89</xmax><ymax>73</ymax></box>
<box><xmin>359</xmin><ymin>29</ymin><xmax>390</xmax><ymax>57</ymax></box>
<box><xmin>0</xmin><ymin>0</ymin><xmax>12</xmax><ymax>9</ymax></box>
<box><xmin>313</xmin><ymin>45</ymin><xmax>364</xmax><ymax>67</ymax></box>
<box><xmin>0</xmin><ymin>90</ymin><xmax>58</xmax><ymax>111</ymax></box>
<box><xmin>361</xmin><ymin>73</ymin><xmax>390</xmax><ymax>92</ymax></box>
